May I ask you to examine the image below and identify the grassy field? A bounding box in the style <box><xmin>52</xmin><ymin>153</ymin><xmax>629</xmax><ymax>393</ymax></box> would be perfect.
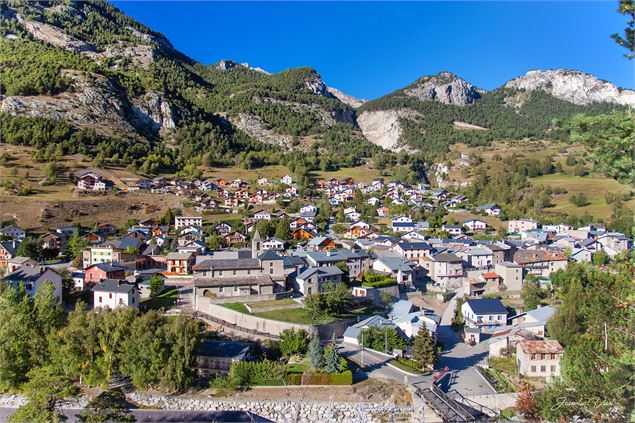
<box><xmin>445</xmin><ymin>211</ymin><xmax>506</xmax><ymax>231</ymax></box>
<box><xmin>530</xmin><ymin>173</ymin><xmax>634</xmax><ymax>219</ymax></box>
<box><xmin>141</xmin><ymin>287</ymin><xmax>178</xmax><ymax>311</ymax></box>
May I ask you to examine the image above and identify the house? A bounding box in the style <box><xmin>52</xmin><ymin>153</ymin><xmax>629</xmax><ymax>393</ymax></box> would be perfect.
<box><xmin>516</xmin><ymin>340</ymin><xmax>563</xmax><ymax>379</ymax></box>
<box><xmin>508</xmin><ymin>219</ymin><xmax>539</xmax><ymax>234</ymax></box>
<box><xmin>281</xmin><ymin>175</ymin><xmax>294</xmax><ymax>185</ymax></box>
<box><xmin>77</xmin><ymin>172</ymin><xmax>113</xmax><ymax>191</ymax></box>
<box><xmin>84</xmin><ymin>263</ymin><xmax>126</xmax><ymax>285</ymax></box>
<box><xmin>0</xmin><ymin>225</ymin><xmax>26</xmax><ymax>240</ymax></box>
<box><xmin>388</xmin><ymin>300</ymin><xmax>440</xmax><ymax>340</ymax></box>
<box><xmin>253</xmin><ymin>210</ymin><xmax>272</xmax><ymax>221</ymax></box>
<box><xmin>197</xmin><ymin>340</ymin><xmax>254</xmax><ymax>377</ymax></box>
<box><xmin>509</xmin><ymin>305</ymin><xmax>556</xmax><ymax>337</ymax></box>
<box><xmin>295</xmin><ymin>265</ymin><xmax>344</xmax><ymax>296</ymax></box>
<box><xmin>464</xmin><ymin>327</ymin><xmax>481</xmax><ymax>345</ymax></box>
<box><xmin>300</xmin><ymin>204</ymin><xmax>318</xmax><ymax>215</ymax></box>
<box><xmin>461</xmin><ymin>298</ymin><xmax>508</xmax><ymax>330</ymax></box>
<box><xmin>306</xmin><ymin>236</ymin><xmax>338</xmax><ymax>251</ymax></box>
<box><xmin>372</xmin><ymin>252</ymin><xmax>420</xmax><ymax>285</ymax></box>
<box><xmin>214</xmin><ymin>223</ymin><xmax>232</xmax><ymax>236</ymax></box>
<box><xmin>376</xmin><ymin>206</ymin><xmax>390</xmax><ymax>218</ymax></box>
<box><xmin>344</xmin><ymin>225</ymin><xmax>369</xmax><ymax>239</ymax></box>
<box><xmin>3</xmin><ymin>266</ymin><xmax>63</xmax><ymax>301</ymax></box>
<box><xmin>222</xmin><ymin>232</ymin><xmax>247</xmax><ymax>247</ymax></box>
<box><xmin>463</xmin><ymin>219</ymin><xmax>487</xmax><ymax>232</ymax></box>
<box><xmin>513</xmin><ymin>249</ymin><xmax>568</xmax><ymax>278</ymax></box>
<box><xmin>342</xmin><ymin>315</ymin><xmax>397</xmax><ymax>346</ymax></box>
<box><xmin>465</xmin><ymin>272</ymin><xmax>502</xmax><ymax>297</ymax></box>
<box><xmin>442</xmin><ymin>224</ymin><xmax>463</xmax><ymax>237</ymax></box>
<box><xmin>462</xmin><ymin>246</ymin><xmax>494</xmax><ymax>269</ymax></box>
<box><xmin>392</xmin><ymin>242</ymin><xmax>432</xmax><ymax>261</ymax></box>
<box><xmin>391</xmin><ymin>216</ymin><xmax>414</xmax><ymax>233</ymax></box>
<box><xmin>0</xmin><ymin>241</ymin><xmax>19</xmax><ymax>267</ymax></box>
<box><xmin>174</xmin><ymin>216</ymin><xmax>203</xmax><ymax>230</ymax></box>
<box><xmin>166</xmin><ymin>252</ymin><xmax>194</xmax><ymax>275</ymax></box>
<box><xmin>570</xmin><ymin>247</ymin><xmax>593</xmax><ymax>263</ymax></box>
<box><xmin>495</xmin><ymin>261</ymin><xmax>524</xmax><ymax>291</ymax></box>
<box><xmin>424</xmin><ymin>253</ymin><xmax>464</xmax><ymax>290</ymax></box>
<box><xmin>6</xmin><ymin>256</ymin><xmax>37</xmax><ymax>273</ymax></box>
<box><xmin>193</xmin><ymin>275</ymin><xmax>277</xmax><ymax>304</ymax></box>
<box><xmin>476</xmin><ymin>203</ymin><xmax>501</xmax><ymax>216</ymax></box>
<box><xmin>291</xmin><ymin>228</ymin><xmax>317</xmax><ymax>241</ymax></box>
<box><xmin>92</xmin><ymin>279</ymin><xmax>140</xmax><ymax>309</ymax></box>
<box><xmin>304</xmin><ymin>249</ymin><xmax>372</xmax><ymax>279</ymax></box>
<box><xmin>597</xmin><ymin>232</ymin><xmax>632</xmax><ymax>256</ymax></box>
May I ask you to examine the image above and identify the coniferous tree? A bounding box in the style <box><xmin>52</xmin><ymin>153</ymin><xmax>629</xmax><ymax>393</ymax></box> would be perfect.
<box><xmin>411</xmin><ymin>329</ymin><xmax>437</xmax><ymax>370</ymax></box>
<box><xmin>307</xmin><ymin>336</ymin><xmax>323</xmax><ymax>370</ymax></box>
<box><xmin>323</xmin><ymin>335</ymin><xmax>341</xmax><ymax>374</ymax></box>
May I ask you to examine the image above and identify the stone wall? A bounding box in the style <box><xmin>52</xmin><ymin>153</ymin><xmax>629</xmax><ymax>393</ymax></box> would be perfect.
<box><xmin>128</xmin><ymin>392</ymin><xmax>419</xmax><ymax>423</ymax></box>
<box><xmin>466</xmin><ymin>393</ymin><xmax>519</xmax><ymax>412</ymax></box>
<box><xmin>206</xmin><ymin>290</ymin><xmax>292</xmax><ymax>305</ymax></box>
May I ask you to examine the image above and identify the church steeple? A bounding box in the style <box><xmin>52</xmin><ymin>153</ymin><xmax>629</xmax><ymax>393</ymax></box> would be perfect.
<box><xmin>252</xmin><ymin>227</ymin><xmax>262</xmax><ymax>258</ymax></box>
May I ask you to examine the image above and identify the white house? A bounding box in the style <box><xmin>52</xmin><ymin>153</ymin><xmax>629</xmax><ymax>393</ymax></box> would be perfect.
<box><xmin>262</xmin><ymin>237</ymin><xmax>285</xmax><ymax>251</ymax></box>
<box><xmin>0</xmin><ymin>226</ymin><xmax>26</xmax><ymax>240</ymax></box>
<box><xmin>516</xmin><ymin>340</ymin><xmax>563</xmax><ymax>379</ymax></box>
<box><xmin>253</xmin><ymin>210</ymin><xmax>272</xmax><ymax>221</ymax></box>
<box><xmin>476</xmin><ymin>203</ymin><xmax>501</xmax><ymax>216</ymax></box>
<box><xmin>463</xmin><ymin>219</ymin><xmax>487</xmax><ymax>232</ymax></box>
<box><xmin>391</xmin><ymin>216</ymin><xmax>414</xmax><ymax>233</ymax></box>
<box><xmin>461</xmin><ymin>298</ymin><xmax>508</xmax><ymax>330</ymax></box>
<box><xmin>92</xmin><ymin>279</ymin><xmax>140</xmax><ymax>309</ymax></box>
<box><xmin>442</xmin><ymin>224</ymin><xmax>463</xmax><ymax>236</ymax></box>
<box><xmin>175</xmin><ymin>216</ymin><xmax>203</xmax><ymax>230</ymax></box>
<box><xmin>281</xmin><ymin>175</ymin><xmax>294</xmax><ymax>185</ymax></box>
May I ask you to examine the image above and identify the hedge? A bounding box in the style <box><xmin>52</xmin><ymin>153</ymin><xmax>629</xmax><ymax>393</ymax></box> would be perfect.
<box><xmin>285</xmin><ymin>370</ymin><xmax>353</xmax><ymax>385</ymax></box>
<box><xmin>362</xmin><ymin>278</ymin><xmax>397</xmax><ymax>288</ymax></box>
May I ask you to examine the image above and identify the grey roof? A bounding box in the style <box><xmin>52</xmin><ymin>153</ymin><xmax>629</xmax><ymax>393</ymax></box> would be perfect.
<box><xmin>193</xmin><ymin>274</ymin><xmax>274</xmax><ymax>288</ymax></box>
<box><xmin>297</xmin><ymin>265</ymin><xmax>343</xmax><ymax>280</ymax></box>
<box><xmin>257</xmin><ymin>250</ymin><xmax>283</xmax><ymax>261</ymax></box>
<box><xmin>432</xmin><ymin>253</ymin><xmax>462</xmax><ymax>263</ymax></box>
<box><xmin>524</xmin><ymin>305</ymin><xmax>555</xmax><ymax>323</ymax></box>
<box><xmin>194</xmin><ymin>258</ymin><xmax>261</xmax><ymax>271</ymax></box>
<box><xmin>397</xmin><ymin>242</ymin><xmax>431</xmax><ymax>251</ymax></box>
<box><xmin>166</xmin><ymin>252</ymin><xmax>193</xmax><ymax>260</ymax></box>
<box><xmin>92</xmin><ymin>279</ymin><xmax>137</xmax><ymax>294</ymax></box>
<box><xmin>198</xmin><ymin>339</ymin><xmax>253</xmax><ymax>359</ymax></box>
<box><xmin>88</xmin><ymin>262</ymin><xmax>127</xmax><ymax>273</ymax></box>
<box><xmin>376</xmin><ymin>257</ymin><xmax>415</xmax><ymax>272</ymax></box>
<box><xmin>343</xmin><ymin>315</ymin><xmax>396</xmax><ymax>340</ymax></box>
<box><xmin>496</xmin><ymin>261</ymin><xmax>521</xmax><ymax>268</ymax></box>
<box><xmin>4</xmin><ymin>266</ymin><xmax>59</xmax><ymax>282</ymax></box>
<box><xmin>0</xmin><ymin>241</ymin><xmax>18</xmax><ymax>256</ymax></box>
<box><xmin>388</xmin><ymin>300</ymin><xmax>413</xmax><ymax>318</ymax></box>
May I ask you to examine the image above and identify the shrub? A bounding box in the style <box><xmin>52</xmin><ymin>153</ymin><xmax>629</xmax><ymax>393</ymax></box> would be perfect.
<box><xmin>285</xmin><ymin>370</ymin><xmax>352</xmax><ymax>385</ymax></box>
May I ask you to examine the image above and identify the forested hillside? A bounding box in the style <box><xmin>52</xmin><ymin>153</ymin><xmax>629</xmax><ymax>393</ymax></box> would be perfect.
<box><xmin>0</xmin><ymin>0</ymin><xmax>373</xmax><ymax>174</ymax></box>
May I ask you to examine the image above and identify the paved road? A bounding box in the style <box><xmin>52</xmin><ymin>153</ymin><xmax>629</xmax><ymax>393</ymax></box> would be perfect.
<box><xmin>0</xmin><ymin>408</ymin><xmax>270</xmax><ymax>423</ymax></box>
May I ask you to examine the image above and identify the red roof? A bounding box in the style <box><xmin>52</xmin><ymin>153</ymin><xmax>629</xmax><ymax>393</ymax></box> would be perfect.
<box><xmin>481</xmin><ymin>272</ymin><xmax>500</xmax><ymax>279</ymax></box>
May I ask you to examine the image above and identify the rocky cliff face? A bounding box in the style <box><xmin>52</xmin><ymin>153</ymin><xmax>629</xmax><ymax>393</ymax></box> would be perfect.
<box><xmin>504</xmin><ymin>69</ymin><xmax>635</xmax><ymax>107</ymax></box>
<box><xmin>357</xmin><ymin>109</ymin><xmax>421</xmax><ymax>151</ymax></box>
<box><xmin>404</xmin><ymin>72</ymin><xmax>481</xmax><ymax>105</ymax></box>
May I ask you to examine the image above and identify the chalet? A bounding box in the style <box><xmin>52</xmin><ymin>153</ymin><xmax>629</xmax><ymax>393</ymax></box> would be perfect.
<box><xmin>463</xmin><ymin>219</ymin><xmax>487</xmax><ymax>232</ymax></box>
<box><xmin>376</xmin><ymin>206</ymin><xmax>390</xmax><ymax>218</ymax></box>
<box><xmin>372</xmin><ymin>253</ymin><xmax>420</xmax><ymax>285</ymax></box>
<box><xmin>402</xmin><ymin>230</ymin><xmax>428</xmax><ymax>241</ymax></box>
<box><xmin>262</xmin><ymin>237</ymin><xmax>285</xmax><ymax>251</ymax></box>
<box><xmin>292</xmin><ymin>228</ymin><xmax>317</xmax><ymax>241</ymax></box>
<box><xmin>391</xmin><ymin>216</ymin><xmax>414</xmax><ymax>233</ymax></box>
<box><xmin>85</xmin><ymin>232</ymin><xmax>105</xmax><ymax>245</ymax></box>
<box><xmin>222</xmin><ymin>232</ymin><xmax>247</xmax><ymax>247</ymax></box>
<box><xmin>93</xmin><ymin>279</ymin><xmax>140</xmax><ymax>309</ymax></box>
<box><xmin>253</xmin><ymin>210</ymin><xmax>272</xmax><ymax>221</ymax></box>
<box><xmin>257</xmin><ymin>177</ymin><xmax>269</xmax><ymax>186</ymax></box>
<box><xmin>344</xmin><ymin>225</ymin><xmax>369</xmax><ymax>239</ymax></box>
<box><xmin>300</xmin><ymin>204</ymin><xmax>318</xmax><ymax>214</ymax></box>
<box><xmin>465</xmin><ymin>272</ymin><xmax>502</xmax><ymax>297</ymax></box>
<box><xmin>96</xmin><ymin>223</ymin><xmax>118</xmax><ymax>236</ymax></box>
<box><xmin>281</xmin><ymin>175</ymin><xmax>294</xmax><ymax>185</ymax></box>
<box><xmin>6</xmin><ymin>256</ymin><xmax>37</xmax><ymax>273</ymax></box>
<box><xmin>461</xmin><ymin>298</ymin><xmax>508</xmax><ymax>330</ymax></box>
<box><xmin>306</xmin><ymin>236</ymin><xmax>338</xmax><ymax>251</ymax></box>
<box><xmin>393</xmin><ymin>242</ymin><xmax>432</xmax><ymax>261</ymax></box>
<box><xmin>77</xmin><ymin>172</ymin><xmax>113</xmax><ymax>191</ymax></box>
<box><xmin>214</xmin><ymin>223</ymin><xmax>232</xmax><ymax>235</ymax></box>
<box><xmin>41</xmin><ymin>232</ymin><xmax>63</xmax><ymax>250</ymax></box>
<box><xmin>3</xmin><ymin>266</ymin><xmax>63</xmax><ymax>301</ymax></box>
<box><xmin>517</xmin><ymin>340</ymin><xmax>563</xmax><ymax>379</ymax></box>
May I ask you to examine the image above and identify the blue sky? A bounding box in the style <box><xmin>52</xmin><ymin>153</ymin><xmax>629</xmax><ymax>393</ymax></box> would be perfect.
<box><xmin>113</xmin><ymin>1</ymin><xmax>634</xmax><ymax>99</ymax></box>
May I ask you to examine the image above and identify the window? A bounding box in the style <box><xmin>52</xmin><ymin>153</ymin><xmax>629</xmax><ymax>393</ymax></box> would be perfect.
<box><xmin>132</xmin><ymin>297</ymin><xmax>135</xmax><ymax>304</ymax></box>
<box><xmin>109</xmin><ymin>293</ymin><xmax>113</xmax><ymax>299</ymax></box>
<box><xmin>270</xmin><ymin>268</ymin><xmax>274</xmax><ymax>274</ymax></box>
<box><xmin>540</xmin><ymin>365</ymin><xmax>546</xmax><ymax>373</ymax></box>
<box><xmin>550</xmin><ymin>365</ymin><xmax>556</xmax><ymax>372</ymax></box>
<box><xmin>218</xmin><ymin>271</ymin><xmax>223</xmax><ymax>276</ymax></box>
<box><xmin>530</xmin><ymin>365</ymin><xmax>536</xmax><ymax>372</ymax></box>
<box><xmin>99</xmin><ymin>296</ymin><xmax>102</xmax><ymax>303</ymax></box>
<box><xmin>233</xmin><ymin>270</ymin><xmax>236</xmax><ymax>276</ymax></box>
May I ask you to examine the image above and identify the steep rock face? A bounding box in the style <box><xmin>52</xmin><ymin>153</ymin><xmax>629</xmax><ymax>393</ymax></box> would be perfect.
<box><xmin>0</xmin><ymin>70</ymin><xmax>174</xmax><ymax>139</ymax></box>
<box><xmin>229</xmin><ymin>113</ymin><xmax>292</xmax><ymax>146</ymax></box>
<box><xmin>404</xmin><ymin>72</ymin><xmax>481</xmax><ymax>105</ymax></box>
<box><xmin>326</xmin><ymin>87</ymin><xmax>367</xmax><ymax>108</ymax></box>
<box><xmin>357</xmin><ymin>109</ymin><xmax>421</xmax><ymax>151</ymax></box>
<box><xmin>304</xmin><ymin>76</ymin><xmax>331</xmax><ymax>97</ymax></box>
<box><xmin>504</xmin><ymin>69</ymin><xmax>635</xmax><ymax>107</ymax></box>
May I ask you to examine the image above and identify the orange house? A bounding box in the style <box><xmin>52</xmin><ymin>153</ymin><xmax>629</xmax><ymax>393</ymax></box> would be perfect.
<box><xmin>292</xmin><ymin>228</ymin><xmax>316</xmax><ymax>240</ymax></box>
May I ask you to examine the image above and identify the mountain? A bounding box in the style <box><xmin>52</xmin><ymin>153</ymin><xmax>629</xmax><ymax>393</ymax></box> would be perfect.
<box><xmin>504</xmin><ymin>69</ymin><xmax>635</xmax><ymax>107</ymax></box>
<box><xmin>358</xmin><ymin>70</ymin><xmax>632</xmax><ymax>153</ymax></box>
<box><xmin>0</xmin><ymin>0</ymin><xmax>373</xmax><ymax>174</ymax></box>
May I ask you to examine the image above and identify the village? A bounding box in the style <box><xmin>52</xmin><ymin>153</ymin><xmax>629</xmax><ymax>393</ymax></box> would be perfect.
<box><xmin>1</xmin><ymin>169</ymin><xmax>631</xmax><ymax>422</ymax></box>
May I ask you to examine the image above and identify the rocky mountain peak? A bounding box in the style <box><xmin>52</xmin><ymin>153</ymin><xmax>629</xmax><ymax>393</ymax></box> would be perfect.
<box><xmin>504</xmin><ymin>69</ymin><xmax>635</xmax><ymax>107</ymax></box>
<box><xmin>326</xmin><ymin>87</ymin><xmax>367</xmax><ymax>108</ymax></box>
<box><xmin>404</xmin><ymin>72</ymin><xmax>481</xmax><ymax>105</ymax></box>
